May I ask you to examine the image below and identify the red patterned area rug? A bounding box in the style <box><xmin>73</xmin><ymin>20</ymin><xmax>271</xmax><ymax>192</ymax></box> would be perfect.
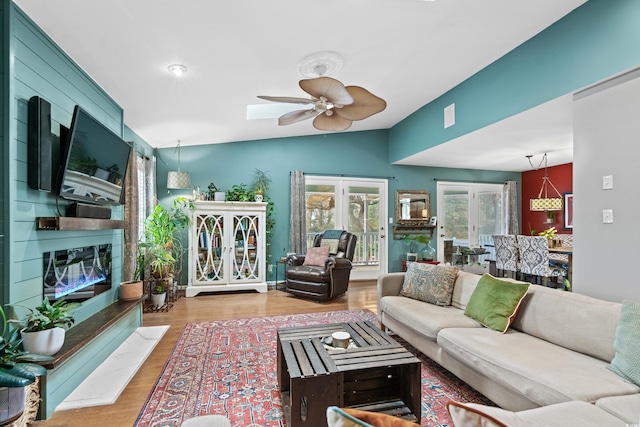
<box><xmin>135</xmin><ymin>309</ymin><xmax>493</xmax><ymax>427</ymax></box>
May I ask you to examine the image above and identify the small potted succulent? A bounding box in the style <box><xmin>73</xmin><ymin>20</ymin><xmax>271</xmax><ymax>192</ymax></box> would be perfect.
<box><xmin>10</xmin><ymin>298</ymin><xmax>81</xmax><ymax>356</ymax></box>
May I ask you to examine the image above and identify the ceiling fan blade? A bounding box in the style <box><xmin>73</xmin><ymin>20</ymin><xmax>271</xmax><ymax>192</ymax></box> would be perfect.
<box><xmin>335</xmin><ymin>86</ymin><xmax>387</xmax><ymax>121</ymax></box>
<box><xmin>257</xmin><ymin>95</ymin><xmax>313</xmax><ymax>105</ymax></box>
<box><xmin>313</xmin><ymin>112</ymin><xmax>352</xmax><ymax>131</ymax></box>
<box><xmin>299</xmin><ymin>77</ymin><xmax>354</xmax><ymax>106</ymax></box>
<box><xmin>278</xmin><ymin>109</ymin><xmax>319</xmax><ymax>126</ymax></box>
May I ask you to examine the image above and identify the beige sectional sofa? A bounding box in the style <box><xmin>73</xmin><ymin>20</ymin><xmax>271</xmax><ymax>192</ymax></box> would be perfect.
<box><xmin>377</xmin><ymin>270</ymin><xmax>640</xmax><ymax>425</ymax></box>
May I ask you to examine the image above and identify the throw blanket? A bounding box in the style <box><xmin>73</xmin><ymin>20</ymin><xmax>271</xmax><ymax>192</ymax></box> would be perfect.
<box><xmin>321</xmin><ymin>229</ymin><xmax>344</xmax><ymax>254</ymax></box>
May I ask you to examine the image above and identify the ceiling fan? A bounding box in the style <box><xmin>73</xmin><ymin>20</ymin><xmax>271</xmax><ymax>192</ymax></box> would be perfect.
<box><xmin>257</xmin><ymin>76</ymin><xmax>387</xmax><ymax>131</ymax></box>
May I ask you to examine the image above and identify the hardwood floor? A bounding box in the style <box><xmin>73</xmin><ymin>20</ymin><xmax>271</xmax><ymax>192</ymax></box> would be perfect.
<box><xmin>34</xmin><ymin>281</ymin><xmax>378</xmax><ymax>427</ymax></box>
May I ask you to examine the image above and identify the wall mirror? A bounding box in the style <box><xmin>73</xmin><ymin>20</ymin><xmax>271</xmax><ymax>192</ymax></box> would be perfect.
<box><xmin>396</xmin><ymin>190</ymin><xmax>430</xmax><ymax>225</ymax></box>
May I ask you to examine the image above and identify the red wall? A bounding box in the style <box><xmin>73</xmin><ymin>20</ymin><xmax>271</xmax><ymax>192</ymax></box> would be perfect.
<box><xmin>521</xmin><ymin>163</ymin><xmax>572</xmax><ymax>235</ymax></box>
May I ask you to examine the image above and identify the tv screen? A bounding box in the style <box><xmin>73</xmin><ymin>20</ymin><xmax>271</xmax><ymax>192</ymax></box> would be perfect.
<box><xmin>58</xmin><ymin>106</ymin><xmax>131</xmax><ymax>205</ymax></box>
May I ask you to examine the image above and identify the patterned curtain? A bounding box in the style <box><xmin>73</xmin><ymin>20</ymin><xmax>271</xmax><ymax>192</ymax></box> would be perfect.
<box><xmin>123</xmin><ymin>153</ymin><xmax>156</xmax><ymax>281</ymax></box>
<box><xmin>503</xmin><ymin>180</ymin><xmax>519</xmax><ymax>235</ymax></box>
<box><xmin>123</xmin><ymin>150</ymin><xmax>140</xmax><ymax>282</ymax></box>
<box><xmin>289</xmin><ymin>170</ymin><xmax>307</xmax><ymax>254</ymax></box>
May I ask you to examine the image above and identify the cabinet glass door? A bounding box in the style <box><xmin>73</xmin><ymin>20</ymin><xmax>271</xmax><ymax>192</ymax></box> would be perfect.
<box><xmin>195</xmin><ymin>213</ymin><xmax>225</xmax><ymax>283</ymax></box>
<box><xmin>232</xmin><ymin>214</ymin><xmax>261</xmax><ymax>281</ymax></box>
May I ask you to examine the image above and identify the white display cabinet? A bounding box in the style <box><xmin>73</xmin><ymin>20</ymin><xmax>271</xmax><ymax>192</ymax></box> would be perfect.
<box><xmin>186</xmin><ymin>201</ymin><xmax>267</xmax><ymax>297</ymax></box>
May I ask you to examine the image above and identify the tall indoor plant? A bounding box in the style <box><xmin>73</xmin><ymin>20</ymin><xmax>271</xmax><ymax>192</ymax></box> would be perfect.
<box><xmin>139</xmin><ymin>197</ymin><xmax>192</xmax><ymax>306</ymax></box>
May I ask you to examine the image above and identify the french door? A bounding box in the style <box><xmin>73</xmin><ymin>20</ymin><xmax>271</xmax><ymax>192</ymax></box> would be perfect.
<box><xmin>436</xmin><ymin>182</ymin><xmax>503</xmax><ymax>264</ymax></box>
<box><xmin>305</xmin><ymin>176</ymin><xmax>388</xmax><ymax>280</ymax></box>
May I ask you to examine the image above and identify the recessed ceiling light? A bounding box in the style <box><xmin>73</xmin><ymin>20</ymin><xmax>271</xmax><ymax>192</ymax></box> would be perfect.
<box><xmin>168</xmin><ymin>64</ymin><xmax>188</xmax><ymax>77</ymax></box>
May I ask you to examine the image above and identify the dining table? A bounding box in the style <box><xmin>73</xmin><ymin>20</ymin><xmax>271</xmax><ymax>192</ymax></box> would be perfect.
<box><xmin>548</xmin><ymin>246</ymin><xmax>573</xmax><ymax>288</ymax></box>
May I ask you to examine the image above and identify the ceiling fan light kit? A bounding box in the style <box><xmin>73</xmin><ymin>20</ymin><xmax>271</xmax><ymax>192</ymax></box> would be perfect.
<box><xmin>258</xmin><ymin>76</ymin><xmax>386</xmax><ymax>132</ymax></box>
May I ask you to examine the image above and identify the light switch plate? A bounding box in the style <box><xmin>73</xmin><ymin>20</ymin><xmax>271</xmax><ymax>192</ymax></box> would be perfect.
<box><xmin>603</xmin><ymin>175</ymin><xmax>613</xmax><ymax>190</ymax></box>
<box><xmin>603</xmin><ymin>209</ymin><xmax>613</xmax><ymax>223</ymax></box>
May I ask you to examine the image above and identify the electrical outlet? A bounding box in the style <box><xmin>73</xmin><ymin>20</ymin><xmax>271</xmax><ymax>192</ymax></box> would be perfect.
<box><xmin>603</xmin><ymin>209</ymin><xmax>614</xmax><ymax>224</ymax></box>
<box><xmin>603</xmin><ymin>175</ymin><xmax>614</xmax><ymax>190</ymax></box>
<box><xmin>268</xmin><ymin>264</ymin><xmax>273</xmax><ymax>273</ymax></box>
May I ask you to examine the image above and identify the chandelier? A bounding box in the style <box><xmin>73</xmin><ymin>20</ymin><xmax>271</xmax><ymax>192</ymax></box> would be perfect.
<box><xmin>529</xmin><ymin>153</ymin><xmax>563</xmax><ymax>212</ymax></box>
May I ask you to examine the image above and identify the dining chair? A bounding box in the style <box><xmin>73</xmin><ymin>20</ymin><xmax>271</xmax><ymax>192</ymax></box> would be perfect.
<box><xmin>516</xmin><ymin>235</ymin><xmax>565</xmax><ymax>287</ymax></box>
<box><xmin>492</xmin><ymin>235</ymin><xmax>520</xmax><ymax>279</ymax></box>
<box><xmin>549</xmin><ymin>234</ymin><xmax>573</xmax><ymax>269</ymax></box>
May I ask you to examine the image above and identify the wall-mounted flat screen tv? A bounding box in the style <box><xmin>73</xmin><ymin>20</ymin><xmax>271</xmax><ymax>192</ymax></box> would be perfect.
<box><xmin>58</xmin><ymin>106</ymin><xmax>131</xmax><ymax>205</ymax></box>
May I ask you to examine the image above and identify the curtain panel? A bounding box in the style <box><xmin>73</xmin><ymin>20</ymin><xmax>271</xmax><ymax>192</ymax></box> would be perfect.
<box><xmin>289</xmin><ymin>170</ymin><xmax>306</xmax><ymax>254</ymax></box>
<box><xmin>503</xmin><ymin>180</ymin><xmax>519</xmax><ymax>235</ymax></box>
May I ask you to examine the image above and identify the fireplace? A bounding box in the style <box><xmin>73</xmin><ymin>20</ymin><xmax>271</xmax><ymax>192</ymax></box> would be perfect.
<box><xmin>43</xmin><ymin>244</ymin><xmax>112</xmax><ymax>303</ymax></box>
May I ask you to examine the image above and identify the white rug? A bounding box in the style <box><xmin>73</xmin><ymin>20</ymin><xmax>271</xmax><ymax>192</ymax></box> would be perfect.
<box><xmin>56</xmin><ymin>325</ymin><xmax>169</xmax><ymax>411</ymax></box>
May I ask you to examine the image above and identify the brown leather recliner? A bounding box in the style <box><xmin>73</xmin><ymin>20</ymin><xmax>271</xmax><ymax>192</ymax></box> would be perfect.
<box><xmin>285</xmin><ymin>231</ymin><xmax>357</xmax><ymax>302</ymax></box>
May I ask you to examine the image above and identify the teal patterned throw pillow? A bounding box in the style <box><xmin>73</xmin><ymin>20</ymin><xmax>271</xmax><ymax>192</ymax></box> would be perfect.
<box><xmin>610</xmin><ymin>300</ymin><xmax>640</xmax><ymax>386</ymax></box>
<box><xmin>400</xmin><ymin>263</ymin><xmax>459</xmax><ymax>306</ymax></box>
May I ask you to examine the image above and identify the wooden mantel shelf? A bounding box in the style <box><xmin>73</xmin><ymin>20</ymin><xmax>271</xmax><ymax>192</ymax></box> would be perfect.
<box><xmin>36</xmin><ymin>217</ymin><xmax>126</xmax><ymax>231</ymax></box>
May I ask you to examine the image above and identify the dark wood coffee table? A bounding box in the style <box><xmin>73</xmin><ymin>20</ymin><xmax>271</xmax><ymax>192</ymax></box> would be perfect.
<box><xmin>277</xmin><ymin>320</ymin><xmax>421</xmax><ymax>427</ymax></box>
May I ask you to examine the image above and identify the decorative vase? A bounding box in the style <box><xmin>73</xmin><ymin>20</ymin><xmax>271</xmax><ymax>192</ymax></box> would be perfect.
<box><xmin>151</xmin><ymin>292</ymin><xmax>166</xmax><ymax>308</ymax></box>
<box><xmin>119</xmin><ymin>280</ymin><xmax>143</xmax><ymax>301</ymax></box>
<box><xmin>21</xmin><ymin>327</ymin><xmax>66</xmax><ymax>356</ymax></box>
<box><xmin>255</xmin><ymin>194</ymin><xmax>263</xmax><ymax>202</ymax></box>
<box><xmin>421</xmin><ymin>243</ymin><xmax>436</xmax><ymax>261</ymax></box>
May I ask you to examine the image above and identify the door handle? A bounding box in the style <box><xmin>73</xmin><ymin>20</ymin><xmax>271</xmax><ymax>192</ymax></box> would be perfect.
<box><xmin>440</xmin><ymin>234</ymin><xmax>445</xmax><ymax>238</ymax></box>
<box><xmin>380</xmin><ymin>235</ymin><xmax>385</xmax><ymax>239</ymax></box>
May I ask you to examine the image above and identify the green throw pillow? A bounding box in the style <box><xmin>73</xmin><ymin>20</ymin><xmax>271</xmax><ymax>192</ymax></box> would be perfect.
<box><xmin>464</xmin><ymin>274</ymin><xmax>530</xmax><ymax>333</ymax></box>
<box><xmin>610</xmin><ymin>300</ymin><xmax>640</xmax><ymax>386</ymax></box>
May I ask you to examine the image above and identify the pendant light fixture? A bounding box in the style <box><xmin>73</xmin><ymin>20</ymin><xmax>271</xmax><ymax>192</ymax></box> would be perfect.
<box><xmin>529</xmin><ymin>153</ymin><xmax>563</xmax><ymax>212</ymax></box>
<box><xmin>167</xmin><ymin>140</ymin><xmax>191</xmax><ymax>189</ymax></box>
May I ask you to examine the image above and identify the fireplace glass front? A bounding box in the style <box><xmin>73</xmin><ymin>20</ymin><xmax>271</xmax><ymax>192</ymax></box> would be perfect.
<box><xmin>43</xmin><ymin>244</ymin><xmax>112</xmax><ymax>303</ymax></box>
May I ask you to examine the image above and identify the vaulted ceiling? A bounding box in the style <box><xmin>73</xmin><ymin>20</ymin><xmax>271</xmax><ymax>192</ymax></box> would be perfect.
<box><xmin>14</xmin><ymin>0</ymin><xmax>586</xmax><ymax>170</ymax></box>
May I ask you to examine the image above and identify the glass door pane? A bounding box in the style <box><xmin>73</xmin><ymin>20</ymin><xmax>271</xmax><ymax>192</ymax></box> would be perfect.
<box><xmin>305</xmin><ymin>184</ymin><xmax>336</xmax><ymax>250</ymax></box>
<box><xmin>439</xmin><ymin>186</ymin><xmax>471</xmax><ymax>265</ymax></box>
<box><xmin>347</xmin><ymin>185</ymin><xmax>381</xmax><ymax>268</ymax></box>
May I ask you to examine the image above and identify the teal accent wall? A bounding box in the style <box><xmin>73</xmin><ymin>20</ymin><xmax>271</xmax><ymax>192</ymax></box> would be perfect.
<box><xmin>390</xmin><ymin>0</ymin><xmax>640</xmax><ymax>163</ymax></box>
<box><xmin>2</xmin><ymin>2</ymin><xmax>148</xmax><ymax>417</ymax></box>
<box><xmin>156</xmin><ymin>131</ymin><xmax>519</xmax><ymax>277</ymax></box>
<box><xmin>1</xmin><ymin>1</ymin><xmax>7</xmax><ymax>307</ymax></box>
<box><xmin>9</xmin><ymin>4</ymin><xmax>124</xmax><ymax>315</ymax></box>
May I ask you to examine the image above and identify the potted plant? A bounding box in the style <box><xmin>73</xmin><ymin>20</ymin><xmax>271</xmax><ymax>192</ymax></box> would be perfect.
<box><xmin>9</xmin><ymin>298</ymin><xmax>80</xmax><ymax>356</ymax></box>
<box><xmin>150</xmin><ymin>284</ymin><xmax>166</xmax><ymax>308</ymax></box>
<box><xmin>251</xmin><ymin>169</ymin><xmax>272</xmax><ymax>202</ymax></box>
<box><xmin>120</xmin><ymin>247</ymin><xmax>144</xmax><ymax>301</ymax></box>
<box><xmin>225</xmin><ymin>184</ymin><xmax>252</xmax><ymax>202</ymax></box>
<box><xmin>139</xmin><ymin>197</ymin><xmax>192</xmax><ymax>307</ymax></box>
<box><xmin>538</xmin><ymin>226</ymin><xmax>560</xmax><ymax>247</ymax></box>
<box><xmin>0</xmin><ymin>306</ymin><xmax>52</xmax><ymax>423</ymax></box>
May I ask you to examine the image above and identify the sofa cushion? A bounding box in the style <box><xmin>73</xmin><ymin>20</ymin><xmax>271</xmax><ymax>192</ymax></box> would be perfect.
<box><xmin>610</xmin><ymin>300</ymin><xmax>640</xmax><ymax>386</ymax></box>
<box><xmin>450</xmin><ymin>270</ymin><xmax>482</xmax><ymax>310</ymax></box>
<box><xmin>446</xmin><ymin>400</ymin><xmax>522</xmax><ymax>427</ymax></box>
<box><xmin>517</xmin><ymin>401</ymin><xmax>628</xmax><ymax>427</ymax></box>
<box><xmin>303</xmin><ymin>246</ymin><xmax>330</xmax><ymax>267</ymax></box>
<box><xmin>596</xmin><ymin>394</ymin><xmax>640</xmax><ymax>425</ymax></box>
<box><xmin>400</xmin><ymin>263</ymin><xmax>459</xmax><ymax>306</ymax></box>
<box><xmin>437</xmin><ymin>327</ymin><xmax>640</xmax><ymax>406</ymax></box>
<box><xmin>379</xmin><ymin>296</ymin><xmax>481</xmax><ymax>341</ymax></box>
<box><xmin>464</xmin><ymin>274</ymin><xmax>530</xmax><ymax>333</ymax></box>
<box><xmin>510</xmin><ymin>285</ymin><xmax>621</xmax><ymax>362</ymax></box>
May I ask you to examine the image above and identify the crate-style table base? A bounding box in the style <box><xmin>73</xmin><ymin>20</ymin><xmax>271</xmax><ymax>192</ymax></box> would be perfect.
<box><xmin>277</xmin><ymin>321</ymin><xmax>421</xmax><ymax>427</ymax></box>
